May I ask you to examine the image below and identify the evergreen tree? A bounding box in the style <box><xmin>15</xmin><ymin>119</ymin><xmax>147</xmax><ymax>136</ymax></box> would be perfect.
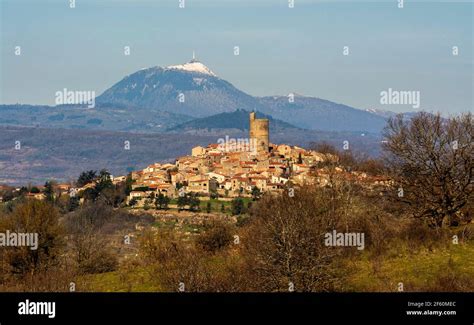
<box><xmin>297</xmin><ymin>152</ymin><xmax>303</xmax><ymax>164</ymax></box>
<box><xmin>125</xmin><ymin>173</ymin><xmax>133</xmax><ymax>195</ymax></box>
<box><xmin>129</xmin><ymin>197</ymin><xmax>138</xmax><ymax>207</ymax></box>
<box><xmin>155</xmin><ymin>193</ymin><xmax>170</xmax><ymax>210</ymax></box>
<box><xmin>77</xmin><ymin>170</ymin><xmax>97</xmax><ymax>187</ymax></box>
<box><xmin>43</xmin><ymin>181</ymin><xmax>55</xmax><ymax>203</ymax></box>
<box><xmin>251</xmin><ymin>186</ymin><xmax>262</xmax><ymax>201</ymax></box>
<box><xmin>188</xmin><ymin>193</ymin><xmax>200</xmax><ymax>211</ymax></box>
<box><xmin>95</xmin><ymin>169</ymin><xmax>113</xmax><ymax>193</ymax></box>
<box><xmin>177</xmin><ymin>194</ymin><xmax>187</xmax><ymax>211</ymax></box>
<box><xmin>19</xmin><ymin>187</ymin><xmax>28</xmax><ymax>196</ymax></box>
<box><xmin>231</xmin><ymin>198</ymin><xmax>244</xmax><ymax>215</ymax></box>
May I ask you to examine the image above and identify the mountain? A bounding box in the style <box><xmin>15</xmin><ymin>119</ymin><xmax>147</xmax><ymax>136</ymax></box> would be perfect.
<box><xmin>1</xmin><ymin>59</ymin><xmax>394</xmax><ymax>133</ymax></box>
<box><xmin>96</xmin><ymin>59</ymin><xmax>391</xmax><ymax>132</ymax></box>
<box><xmin>168</xmin><ymin>109</ymin><xmax>299</xmax><ymax>132</ymax></box>
<box><xmin>96</xmin><ymin>60</ymin><xmax>260</xmax><ymax>118</ymax></box>
<box><xmin>257</xmin><ymin>95</ymin><xmax>388</xmax><ymax>133</ymax></box>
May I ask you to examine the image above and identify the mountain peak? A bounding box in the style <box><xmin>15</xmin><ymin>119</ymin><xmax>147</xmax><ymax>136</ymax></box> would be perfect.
<box><xmin>166</xmin><ymin>60</ymin><xmax>217</xmax><ymax>77</ymax></box>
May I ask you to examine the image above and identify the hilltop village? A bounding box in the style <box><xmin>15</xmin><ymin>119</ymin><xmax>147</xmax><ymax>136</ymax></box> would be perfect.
<box><xmin>126</xmin><ymin>112</ymin><xmax>387</xmax><ymax>204</ymax></box>
<box><xmin>128</xmin><ymin>112</ymin><xmax>323</xmax><ymax>201</ymax></box>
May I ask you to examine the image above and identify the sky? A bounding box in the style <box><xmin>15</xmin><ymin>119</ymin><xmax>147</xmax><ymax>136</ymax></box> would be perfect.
<box><xmin>0</xmin><ymin>0</ymin><xmax>473</xmax><ymax>115</ymax></box>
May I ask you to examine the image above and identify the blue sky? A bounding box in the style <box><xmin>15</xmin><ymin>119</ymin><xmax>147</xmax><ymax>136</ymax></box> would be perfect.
<box><xmin>1</xmin><ymin>0</ymin><xmax>472</xmax><ymax>114</ymax></box>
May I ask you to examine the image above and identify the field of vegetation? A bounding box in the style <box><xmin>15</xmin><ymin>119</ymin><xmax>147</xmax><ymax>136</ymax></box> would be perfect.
<box><xmin>0</xmin><ymin>112</ymin><xmax>472</xmax><ymax>292</ymax></box>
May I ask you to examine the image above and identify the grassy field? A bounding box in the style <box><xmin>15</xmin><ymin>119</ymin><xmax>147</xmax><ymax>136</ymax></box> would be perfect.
<box><xmin>78</xmin><ymin>234</ymin><xmax>474</xmax><ymax>292</ymax></box>
<box><xmin>78</xmin><ymin>265</ymin><xmax>161</xmax><ymax>292</ymax></box>
<box><xmin>342</xmin><ymin>233</ymin><xmax>474</xmax><ymax>292</ymax></box>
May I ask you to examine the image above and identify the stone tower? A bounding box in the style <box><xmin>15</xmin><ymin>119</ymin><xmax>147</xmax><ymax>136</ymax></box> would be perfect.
<box><xmin>249</xmin><ymin>111</ymin><xmax>269</xmax><ymax>153</ymax></box>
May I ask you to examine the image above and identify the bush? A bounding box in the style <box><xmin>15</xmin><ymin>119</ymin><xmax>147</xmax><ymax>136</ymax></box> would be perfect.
<box><xmin>196</xmin><ymin>221</ymin><xmax>234</xmax><ymax>253</ymax></box>
<box><xmin>64</xmin><ymin>203</ymin><xmax>129</xmax><ymax>274</ymax></box>
<box><xmin>0</xmin><ymin>200</ymin><xmax>65</xmax><ymax>277</ymax></box>
<box><xmin>231</xmin><ymin>198</ymin><xmax>244</xmax><ymax>215</ymax></box>
<box><xmin>77</xmin><ymin>246</ymin><xmax>118</xmax><ymax>274</ymax></box>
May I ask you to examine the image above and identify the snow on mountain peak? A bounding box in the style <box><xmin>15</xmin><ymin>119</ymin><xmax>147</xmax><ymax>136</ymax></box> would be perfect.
<box><xmin>166</xmin><ymin>60</ymin><xmax>217</xmax><ymax>77</ymax></box>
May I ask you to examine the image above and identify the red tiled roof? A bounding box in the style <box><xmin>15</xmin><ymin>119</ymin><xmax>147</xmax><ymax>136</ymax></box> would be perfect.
<box><xmin>190</xmin><ymin>179</ymin><xmax>208</xmax><ymax>183</ymax></box>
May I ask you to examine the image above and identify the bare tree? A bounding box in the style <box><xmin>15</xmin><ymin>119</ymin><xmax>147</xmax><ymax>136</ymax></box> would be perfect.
<box><xmin>0</xmin><ymin>200</ymin><xmax>65</xmax><ymax>277</ymax></box>
<box><xmin>242</xmin><ymin>186</ymin><xmax>344</xmax><ymax>292</ymax></box>
<box><xmin>65</xmin><ymin>203</ymin><xmax>120</xmax><ymax>274</ymax></box>
<box><xmin>382</xmin><ymin>112</ymin><xmax>473</xmax><ymax>227</ymax></box>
